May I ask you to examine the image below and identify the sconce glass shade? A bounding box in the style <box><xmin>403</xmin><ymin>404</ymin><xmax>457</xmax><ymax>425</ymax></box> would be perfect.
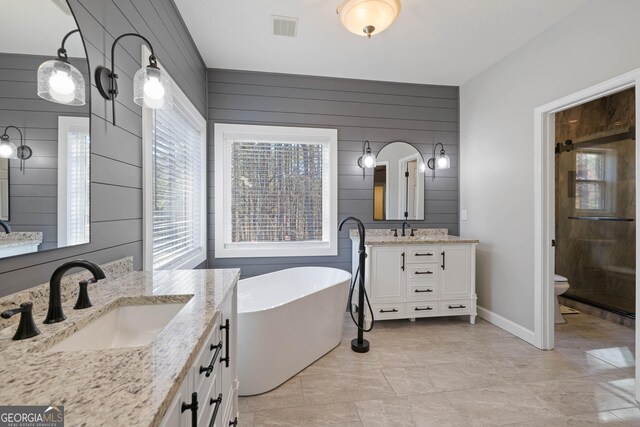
<box><xmin>133</xmin><ymin>66</ymin><xmax>173</xmax><ymax>109</ymax></box>
<box><xmin>361</xmin><ymin>150</ymin><xmax>377</xmax><ymax>168</ymax></box>
<box><xmin>436</xmin><ymin>152</ymin><xmax>451</xmax><ymax>169</ymax></box>
<box><xmin>337</xmin><ymin>0</ymin><xmax>401</xmax><ymax>37</ymax></box>
<box><xmin>0</xmin><ymin>138</ymin><xmax>17</xmax><ymax>160</ymax></box>
<box><xmin>37</xmin><ymin>59</ymin><xmax>85</xmax><ymax>106</ymax></box>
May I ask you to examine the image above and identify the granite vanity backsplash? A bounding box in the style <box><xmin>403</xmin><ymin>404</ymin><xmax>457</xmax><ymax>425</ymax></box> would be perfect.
<box><xmin>0</xmin><ymin>256</ymin><xmax>133</xmax><ymax>330</ymax></box>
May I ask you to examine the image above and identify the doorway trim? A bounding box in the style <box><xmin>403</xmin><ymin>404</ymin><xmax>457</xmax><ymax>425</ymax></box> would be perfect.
<box><xmin>533</xmin><ymin>68</ymin><xmax>640</xmax><ymax>400</ymax></box>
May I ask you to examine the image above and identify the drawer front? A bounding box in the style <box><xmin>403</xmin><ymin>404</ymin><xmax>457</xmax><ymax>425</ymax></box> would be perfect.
<box><xmin>407</xmin><ymin>246</ymin><xmax>439</xmax><ymax>264</ymax></box>
<box><xmin>440</xmin><ymin>300</ymin><xmax>474</xmax><ymax>315</ymax></box>
<box><xmin>406</xmin><ymin>302</ymin><xmax>439</xmax><ymax>318</ymax></box>
<box><xmin>407</xmin><ymin>284</ymin><xmax>437</xmax><ymax>300</ymax></box>
<box><xmin>371</xmin><ymin>302</ymin><xmax>404</xmax><ymax>319</ymax></box>
<box><xmin>407</xmin><ymin>265</ymin><xmax>438</xmax><ymax>285</ymax></box>
<box><xmin>192</xmin><ymin>319</ymin><xmax>221</xmax><ymax>396</ymax></box>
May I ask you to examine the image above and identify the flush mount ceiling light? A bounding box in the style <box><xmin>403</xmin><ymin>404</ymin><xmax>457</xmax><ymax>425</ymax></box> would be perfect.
<box><xmin>336</xmin><ymin>0</ymin><xmax>401</xmax><ymax>38</ymax></box>
<box><xmin>95</xmin><ymin>33</ymin><xmax>173</xmax><ymax>126</ymax></box>
<box><xmin>37</xmin><ymin>29</ymin><xmax>85</xmax><ymax>106</ymax></box>
<box><xmin>0</xmin><ymin>126</ymin><xmax>32</xmax><ymax>172</ymax></box>
<box><xmin>357</xmin><ymin>140</ymin><xmax>376</xmax><ymax>179</ymax></box>
<box><xmin>426</xmin><ymin>142</ymin><xmax>450</xmax><ymax>180</ymax></box>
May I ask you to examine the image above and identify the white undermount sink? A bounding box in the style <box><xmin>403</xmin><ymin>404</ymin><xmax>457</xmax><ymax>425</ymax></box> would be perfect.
<box><xmin>47</xmin><ymin>302</ymin><xmax>187</xmax><ymax>352</ymax></box>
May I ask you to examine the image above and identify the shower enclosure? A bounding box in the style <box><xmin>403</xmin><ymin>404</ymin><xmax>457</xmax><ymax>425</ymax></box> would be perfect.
<box><xmin>555</xmin><ymin>88</ymin><xmax>636</xmax><ymax>317</ymax></box>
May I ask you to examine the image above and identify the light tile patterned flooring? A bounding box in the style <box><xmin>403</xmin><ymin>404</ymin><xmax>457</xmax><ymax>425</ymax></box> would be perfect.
<box><xmin>239</xmin><ymin>313</ymin><xmax>638</xmax><ymax>426</ymax></box>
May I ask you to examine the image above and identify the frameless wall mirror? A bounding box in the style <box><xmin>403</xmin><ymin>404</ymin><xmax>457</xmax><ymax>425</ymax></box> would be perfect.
<box><xmin>373</xmin><ymin>141</ymin><xmax>425</xmax><ymax>221</ymax></box>
<box><xmin>0</xmin><ymin>0</ymin><xmax>91</xmax><ymax>259</ymax></box>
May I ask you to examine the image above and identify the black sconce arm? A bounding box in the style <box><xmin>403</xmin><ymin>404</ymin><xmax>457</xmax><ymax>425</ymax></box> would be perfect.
<box><xmin>57</xmin><ymin>29</ymin><xmax>80</xmax><ymax>62</ymax></box>
<box><xmin>1</xmin><ymin>126</ymin><xmax>23</xmax><ymax>143</ymax></box>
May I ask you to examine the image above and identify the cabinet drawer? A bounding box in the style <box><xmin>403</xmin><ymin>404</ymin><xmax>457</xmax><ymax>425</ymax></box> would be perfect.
<box><xmin>440</xmin><ymin>300</ymin><xmax>474</xmax><ymax>315</ymax></box>
<box><xmin>406</xmin><ymin>265</ymin><xmax>438</xmax><ymax>284</ymax></box>
<box><xmin>406</xmin><ymin>302</ymin><xmax>439</xmax><ymax>317</ymax></box>
<box><xmin>406</xmin><ymin>246</ymin><xmax>439</xmax><ymax>264</ymax></box>
<box><xmin>371</xmin><ymin>303</ymin><xmax>404</xmax><ymax>319</ymax></box>
<box><xmin>192</xmin><ymin>318</ymin><xmax>222</xmax><ymax>396</ymax></box>
<box><xmin>407</xmin><ymin>284</ymin><xmax>437</xmax><ymax>300</ymax></box>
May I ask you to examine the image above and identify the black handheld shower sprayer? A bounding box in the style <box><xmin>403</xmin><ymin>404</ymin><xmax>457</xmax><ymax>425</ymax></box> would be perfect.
<box><xmin>339</xmin><ymin>216</ymin><xmax>374</xmax><ymax>353</ymax></box>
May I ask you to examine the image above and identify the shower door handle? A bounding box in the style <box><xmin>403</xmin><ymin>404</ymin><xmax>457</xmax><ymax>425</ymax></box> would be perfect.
<box><xmin>441</xmin><ymin>251</ymin><xmax>445</xmax><ymax>270</ymax></box>
<box><xmin>401</xmin><ymin>252</ymin><xmax>405</xmax><ymax>271</ymax></box>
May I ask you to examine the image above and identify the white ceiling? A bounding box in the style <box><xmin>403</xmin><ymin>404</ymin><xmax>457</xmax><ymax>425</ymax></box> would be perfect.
<box><xmin>175</xmin><ymin>0</ymin><xmax>588</xmax><ymax>86</ymax></box>
<box><xmin>1</xmin><ymin>0</ymin><xmax>85</xmax><ymax>58</ymax></box>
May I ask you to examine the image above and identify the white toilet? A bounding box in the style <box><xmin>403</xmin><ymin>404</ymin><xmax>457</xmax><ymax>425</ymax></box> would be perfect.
<box><xmin>554</xmin><ymin>274</ymin><xmax>570</xmax><ymax>324</ymax></box>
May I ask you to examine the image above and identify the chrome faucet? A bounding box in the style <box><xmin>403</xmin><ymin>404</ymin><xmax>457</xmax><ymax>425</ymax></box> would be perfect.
<box><xmin>44</xmin><ymin>260</ymin><xmax>106</xmax><ymax>324</ymax></box>
<box><xmin>402</xmin><ymin>221</ymin><xmax>411</xmax><ymax>237</ymax></box>
<box><xmin>0</xmin><ymin>219</ymin><xmax>10</xmax><ymax>234</ymax></box>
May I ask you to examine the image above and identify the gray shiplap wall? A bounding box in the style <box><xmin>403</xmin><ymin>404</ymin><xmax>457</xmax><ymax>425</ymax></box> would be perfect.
<box><xmin>208</xmin><ymin>69</ymin><xmax>459</xmax><ymax>277</ymax></box>
<box><xmin>0</xmin><ymin>53</ymin><xmax>90</xmax><ymax>251</ymax></box>
<box><xmin>0</xmin><ymin>0</ymin><xmax>206</xmax><ymax>297</ymax></box>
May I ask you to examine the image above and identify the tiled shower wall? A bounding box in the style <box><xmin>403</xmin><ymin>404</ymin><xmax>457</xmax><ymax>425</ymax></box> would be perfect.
<box><xmin>207</xmin><ymin>69</ymin><xmax>460</xmax><ymax>277</ymax></box>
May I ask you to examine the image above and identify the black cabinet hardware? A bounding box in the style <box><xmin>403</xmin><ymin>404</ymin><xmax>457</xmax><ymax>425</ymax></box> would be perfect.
<box><xmin>1</xmin><ymin>302</ymin><xmax>40</xmax><ymax>340</ymax></box>
<box><xmin>414</xmin><ymin>289</ymin><xmax>433</xmax><ymax>293</ymax></box>
<box><xmin>220</xmin><ymin>319</ymin><xmax>230</xmax><ymax>368</ymax></box>
<box><xmin>448</xmin><ymin>305</ymin><xmax>466</xmax><ymax>309</ymax></box>
<box><xmin>208</xmin><ymin>393</ymin><xmax>222</xmax><ymax>427</ymax></box>
<box><xmin>414</xmin><ymin>253</ymin><xmax>433</xmax><ymax>257</ymax></box>
<box><xmin>441</xmin><ymin>251</ymin><xmax>446</xmax><ymax>270</ymax></box>
<box><xmin>229</xmin><ymin>417</ymin><xmax>238</xmax><ymax>426</ymax></box>
<box><xmin>379</xmin><ymin>308</ymin><xmax>398</xmax><ymax>313</ymax></box>
<box><xmin>181</xmin><ymin>392</ymin><xmax>198</xmax><ymax>427</ymax></box>
<box><xmin>199</xmin><ymin>341</ymin><xmax>223</xmax><ymax>377</ymax></box>
<box><xmin>415</xmin><ymin>307</ymin><xmax>433</xmax><ymax>311</ymax></box>
<box><xmin>401</xmin><ymin>252</ymin><xmax>405</xmax><ymax>271</ymax></box>
<box><xmin>414</xmin><ymin>271</ymin><xmax>433</xmax><ymax>275</ymax></box>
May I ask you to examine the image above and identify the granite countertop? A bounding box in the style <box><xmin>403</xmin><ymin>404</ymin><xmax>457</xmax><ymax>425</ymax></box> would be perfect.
<box><xmin>0</xmin><ymin>231</ymin><xmax>43</xmax><ymax>248</ymax></box>
<box><xmin>349</xmin><ymin>228</ymin><xmax>479</xmax><ymax>245</ymax></box>
<box><xmin>0</xmin><ymin>268</ymin><xmax>240</xmax><ymax>427</ymax></box>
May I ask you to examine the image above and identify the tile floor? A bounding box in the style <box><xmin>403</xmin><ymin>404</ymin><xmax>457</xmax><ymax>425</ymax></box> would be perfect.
<box><xmin>239</xmin><ymin>312</ymin><xmax>638</xmax><ymax>426</ymax></box>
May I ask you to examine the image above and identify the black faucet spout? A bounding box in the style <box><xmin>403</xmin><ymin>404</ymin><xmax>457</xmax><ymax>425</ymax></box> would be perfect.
<box><xmin>44</xmin><ymin>260</ymin><xmax>106</xmax><ymax>324</ymax></box>
<box><xmin>0</xmin><ymin>219</ymin><xmax>11</xmax><ymax>234</ymax></box>
<box><xmin>402</xmin><ymin>221</ymin><xmax>411</xmax><ymax>237</ymax></box>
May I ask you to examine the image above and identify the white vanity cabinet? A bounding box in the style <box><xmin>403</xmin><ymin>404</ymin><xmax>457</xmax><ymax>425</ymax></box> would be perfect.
<box><xmin>160</xmin><ymin>285</ymin><xmax>238</xmax><ymax>427</ymax></box>
<box><xmin>354</xmin><ymin>240</ymin><xmax>477</xmax><ymax>324</ymax></box>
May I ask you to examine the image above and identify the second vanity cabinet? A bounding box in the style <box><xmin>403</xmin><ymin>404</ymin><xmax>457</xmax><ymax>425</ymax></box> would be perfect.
<box><xmin>160</xmin><ymin>285</ymin><xmax>238</xmax><ymax>427</ymax></box>
<box><xmin>354</xmin><ymin>240</ymin><xmax>477</xmax><ymax>324</ymax></box>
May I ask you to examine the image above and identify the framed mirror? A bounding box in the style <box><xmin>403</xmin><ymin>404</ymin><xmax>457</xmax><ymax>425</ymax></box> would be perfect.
<box><xmin>0</xmin><ymin>0</ymin><xmax>90</xmax><ymax>259</ymax></box>
<box><xmin>373</xmin><ymin>141</ymin><xmax>425</xmax><ymax>221</ymax></box>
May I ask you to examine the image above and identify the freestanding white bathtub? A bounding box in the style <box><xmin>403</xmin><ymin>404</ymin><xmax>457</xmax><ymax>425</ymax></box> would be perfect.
<box><xmin>237</xmin><ymin>267</ymin><xmax>351</xmax><ymax>396</ymax></box>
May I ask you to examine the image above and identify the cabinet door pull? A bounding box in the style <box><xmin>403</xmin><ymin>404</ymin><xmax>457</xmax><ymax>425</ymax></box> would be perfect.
<box><xmin>208</xmin><ymin>393</ymin><xmax>223</xmax><ymax>427</ymax></box>
<box><xmin>199</xmin><ymin>341</ymin><xmax>223</xmax><ymax>377</ymax></box>
<box><xmin>414</xmin><ymin>271</ymin><xmax>433</xmax><ymax>275</ymax></box>
<box><xmin>401</xmin><ymin>252</ymin><xmax>405</xmax><ymax>271</ymax></box>
<box><xmin>441</xmin><ymin>251</ymin><xmax>446</xmax><ymax>270</ymax></box>
<box><xmin>181</xmin><ymin>392</ymin><xmax>198</xmax><ymax>427</ymax></box>
<box><xmin>448</xmin><ymin>304</ymin><xmax>466</xmax><ymax>309</ymax></box>
<box><xmin>415</xmin><ymin>307</ymin><xmax>433</xmax><ymax>311</ymax></box>
<box><xmin>414</xmin><ymin>289</ymin><xmax>433</xmax><ymax>293</ymax></box>
<box><xmin>379</xmin><ymin>308</ymin><xmax>398</xmax><ymax>313</ymax></box>
<box><xmin>220</xmin><ymin>319</ymin><xmax>230</xmax><ymax>368</ymax></box>
<box><xmin>414</xmin><ymin>253</ymin><xmax>433</xmax><ymax>256</ymax></box>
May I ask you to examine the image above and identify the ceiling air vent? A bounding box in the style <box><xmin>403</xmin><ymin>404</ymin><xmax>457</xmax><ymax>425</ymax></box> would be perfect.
<box><xmin>272</xmin><ymin>16</ymin><xmax>298</xmax><ymax>38</ymax></box>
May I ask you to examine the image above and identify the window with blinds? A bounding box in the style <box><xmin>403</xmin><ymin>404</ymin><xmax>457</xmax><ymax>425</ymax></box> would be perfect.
<box><xmin>215</xmin><ymin>124</ymin><xmax>338</xmax><ymax>258</ymax></box>
<box><xmin>142</xmin><ymin>45</ymin><xmax>206</xmax><ymax>271</ymax></box>
<box><xmin>151</xmin><ymin>104</ymin><xmax>205</xmax><ymax>270</ymax></box>
<box><xmin>57</xmin><ymin>116</ymin><xmax>90</xmax><ymax>247</ymax></box>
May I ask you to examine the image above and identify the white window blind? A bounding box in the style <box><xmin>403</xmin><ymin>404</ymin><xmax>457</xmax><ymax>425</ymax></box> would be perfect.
<box><xmin>575</xmin><ymin>151</ymin><xmax>606</xmax><ymax>211</ymax></box>
<box><xmin>57</xmin><ymin>116</ymin><xmax>90</xmax><ymax>247</ymax></box>
<box><xmin>215</xmin><ymin>124</ymin><xmax>338</xmax><ymax>258</ymax></box>
<box><xmin>151</xmin><ymin>105</ymin><xmax>204</xmax><ymax>269</ymax></box>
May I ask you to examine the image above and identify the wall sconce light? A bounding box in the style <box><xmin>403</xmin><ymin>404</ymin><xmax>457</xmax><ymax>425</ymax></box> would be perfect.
<box><xmin>426</xmin><ymin>142</ymin><xmax>450</xmax><ymax>180</ymax></box>
<box><xmin>337</xmin><ymin>0</ymin><xmax>401</xmax><ymax>38</ymax></box>
<box><xmin>0</xmin><ymin>126</ymin><xmax>32</xmax><ymax>172</ymax></box>
<box><xmin>37</xmin><ymin>29</ymin><xmax>85</xmax><ymax>106</ymax></box>
<box><xmin>95</xmin><ymin>33</ymin><xmax>173</xmax><ymax>126</ymax></box>
<box><xmin>357</xmin><ymin>140</ymin><xmax>376</xmax><ymax>179</ymax></box>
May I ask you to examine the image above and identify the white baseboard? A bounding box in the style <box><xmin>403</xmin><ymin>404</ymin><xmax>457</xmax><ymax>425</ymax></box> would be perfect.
<box><xmin>477</xmin><ymin>306</ymin><xmax>536</xmax><ymax>346</ymax></box>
